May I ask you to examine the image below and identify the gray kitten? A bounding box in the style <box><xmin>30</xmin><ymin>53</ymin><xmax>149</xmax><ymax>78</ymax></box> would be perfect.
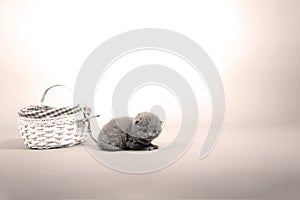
<box><xmin>96</xmin><ymin>112</ymin><xmax>162</xmax><ymax>151</ymax></box>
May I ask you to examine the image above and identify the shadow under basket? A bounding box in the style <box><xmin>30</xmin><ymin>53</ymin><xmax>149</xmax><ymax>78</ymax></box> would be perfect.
<box><xmin>18</xmin><ymin>84</ymin><xmax>93</xmax><ymax>149</ymax></box>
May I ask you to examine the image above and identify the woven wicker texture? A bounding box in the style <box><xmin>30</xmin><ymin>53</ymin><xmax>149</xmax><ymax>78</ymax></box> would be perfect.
<box><xmin>18</xmin><ymin>84</ymin><xmax>92</xmax><ymax>149</ymax></box>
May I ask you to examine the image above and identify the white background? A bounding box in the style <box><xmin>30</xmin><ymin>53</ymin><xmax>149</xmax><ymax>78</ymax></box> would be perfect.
<box><xmin>0</xmin><ymin>1</ymin><xmax>300</xmax><ymax>199</ymax></box>
<box><xmin>1</xmin><ymin>0</ymin><xmax>299</xmax><ymax>128</ymax></box>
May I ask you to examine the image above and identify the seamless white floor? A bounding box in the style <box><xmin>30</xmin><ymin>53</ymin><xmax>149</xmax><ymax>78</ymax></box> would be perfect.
<box><xmin>0</xmin><ymin>126</ymin><xmax>299</xmax><ymax>200</ymax></box>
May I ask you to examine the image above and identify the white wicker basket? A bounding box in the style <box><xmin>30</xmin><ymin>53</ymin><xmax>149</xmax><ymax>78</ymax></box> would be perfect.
<box><xmin>18</xmin><ymin>84</ymin><xmax>93</xmax><ymax>149</ymax></box>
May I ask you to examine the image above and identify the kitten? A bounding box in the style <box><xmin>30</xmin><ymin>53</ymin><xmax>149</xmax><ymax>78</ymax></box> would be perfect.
<box><xmin>97</xmin><ymin>112</ymin><xmax>162</xmax><ymax>151</ymax></box>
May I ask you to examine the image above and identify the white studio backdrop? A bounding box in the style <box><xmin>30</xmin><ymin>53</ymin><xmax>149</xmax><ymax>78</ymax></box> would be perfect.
<box><xmin>0</xmin><ymin>0</ymin><xmax>299</xmax><ymax>128</ymax></box>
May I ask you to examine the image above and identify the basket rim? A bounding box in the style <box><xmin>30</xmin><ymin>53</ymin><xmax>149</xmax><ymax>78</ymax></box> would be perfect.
<box><xmin>18</xmin><ymin>112</ymin><xmax>85</xmax><ymax>122</ymax></box>
<box><xmin>18</xmin><ymin>104</ymin><xmax>90</xmax><ymax>120</ymax></box>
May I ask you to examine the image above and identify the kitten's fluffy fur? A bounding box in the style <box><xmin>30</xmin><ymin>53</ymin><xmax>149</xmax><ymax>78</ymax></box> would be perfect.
<box><xmin>98</xmin><ymin>112</ymin><xmax>162</xmax><ymax>151</ymax></box>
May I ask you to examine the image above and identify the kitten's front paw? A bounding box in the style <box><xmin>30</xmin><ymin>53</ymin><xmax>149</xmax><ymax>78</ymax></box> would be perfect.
<box><xmin>143</xmin><ymin>144</ymin><xmax>159</xmax><ymax>151</ymax></box>
<box><xmin>143</xmin><ymin>146</ymin><xmax>154</xmax><ymax>151</ymax></box>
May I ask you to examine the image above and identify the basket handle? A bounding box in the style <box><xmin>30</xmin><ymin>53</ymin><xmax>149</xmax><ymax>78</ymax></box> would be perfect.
<box><xmin>40</xmin><ymin>84</ymin><xmax>73</xmax><ymax>106</ymax></box>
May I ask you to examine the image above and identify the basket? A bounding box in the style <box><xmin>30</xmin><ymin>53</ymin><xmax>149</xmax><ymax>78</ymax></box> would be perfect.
<box><xmin>18</xmin><ymin>84</ymin><xmax>93</xmax><ymax>149</ymax></box>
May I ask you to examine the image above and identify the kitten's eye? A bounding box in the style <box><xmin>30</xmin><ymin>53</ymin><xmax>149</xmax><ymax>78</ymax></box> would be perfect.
<box><xmin>143</xmin><ymin>129</ymin><xmax>147</xmax><ymax>133</ymax></box>
<box><xmin>153</xmin><ymin>130</ymin><xmax>156</xmax><ymax>133</ymax></box>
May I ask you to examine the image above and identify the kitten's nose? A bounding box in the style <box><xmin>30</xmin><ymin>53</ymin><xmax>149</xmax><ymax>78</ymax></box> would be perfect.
<box><xmin>149</xmin><ymin>132</ymin><xmax>155</xmax><ymax>137</ymax></box>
